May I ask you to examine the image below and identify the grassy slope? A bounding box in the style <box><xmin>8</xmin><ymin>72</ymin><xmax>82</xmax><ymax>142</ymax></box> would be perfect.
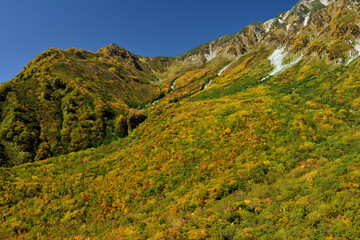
<box><xmin>1</xmin><ymin>48</ymin><xmax>360</xmax><ymax>239</ymax></box>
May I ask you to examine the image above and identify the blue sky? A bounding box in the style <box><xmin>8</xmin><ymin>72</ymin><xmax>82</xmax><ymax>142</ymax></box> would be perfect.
<box><xmin>0</xmin><ymin>0</ymin><xmax>299</xmax><ymax>83</ymax></box>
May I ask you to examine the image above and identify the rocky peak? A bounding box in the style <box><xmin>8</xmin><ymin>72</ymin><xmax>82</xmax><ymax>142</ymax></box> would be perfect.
<box><xmin>98</xmin><ymin>43</ymin><xmax>136</xmax><ymax>60</ymax></box>
<box><xmin>97</xmin><ymin>43</ymin><xmax>146</xmax><ymax>71</ymax></box>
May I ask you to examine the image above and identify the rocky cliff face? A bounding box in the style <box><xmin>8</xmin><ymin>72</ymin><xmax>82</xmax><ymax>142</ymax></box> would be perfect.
<box><xmin>166</xmin><ymin>0</ymin><xmax>359</xmax><ymax>70</ymax></box>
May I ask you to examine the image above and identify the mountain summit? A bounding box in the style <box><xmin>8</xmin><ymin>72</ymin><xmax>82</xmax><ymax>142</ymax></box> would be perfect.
<box><xmin>1</xmin><ymin>0</ymin><xmax>360</xmax><ymax>239</ymax></box>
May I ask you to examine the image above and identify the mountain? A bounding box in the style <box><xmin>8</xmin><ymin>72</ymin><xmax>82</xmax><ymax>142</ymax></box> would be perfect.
<box><xmin>1</xmin><ymin>0</ymin><xmax>360</xmax><ymax>239</ymax></box>
<box><xmin>0</xmin><ymin>44</ymin><xmax>170</xmax><ymax>165</ymax></box>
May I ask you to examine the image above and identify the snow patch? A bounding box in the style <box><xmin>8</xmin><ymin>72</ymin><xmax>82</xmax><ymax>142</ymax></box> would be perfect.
<box><xmin>261</xmin><ymin>47</ymin><xmax>303</xmax><ymax>81</ymax></box>
<box><xmin>151</xmin><ymin>100</ymin><xmax>159</xmax><ymax>105</ymax></box>
<box><xmin>218</xmin><ymin>58</ymin><xmax>238</xmax><ymax>76</ymax></box>
<box><xmin>346</xmin><ymin>39</ymin><xmax>360</xmax><ymax>65</ymax></box>
<box><xmin>286</xmin><ymin>24</ymin><xmax>292</xmax><ymax>31</ymax></box>
<box><xmin>319</xmin><ymin>0</ymin><xmax>330</xmax><ymax>6</ymax></box>
<box><xmin>205</xmin><ymin>46</ymin><xmax>217</xmax><ymax>61</ymax></box>
<box><xmin>204</xmin><ymin>80</ymin><xmax>213</xmax><ymax>89</ymax></box>
<box><xmin>171</xmin><ymin>80</ymin><xmax>177</xmax><ymax>90</ymax></box>
<box><xmin>264</xmin><ymin>19</ymin><xmax>275</xmax><ymax>33</ymax></box>
<box><xmin>278</xmin><ymin>11</ymin><xmax>290</xmax><ymax>24</ymax></box>
<box><xmin>303</xmin><ymin>13</ymin><xmax>310</xmax><ymax>26</ymax></box>
<box><xmin>268</xmin><ymin>47</ymin><xmax>287</xmax><ymax>76</ymax></box>
<box><xmin>282</xmin><ymin>11</ymin><xmax>290</xmax><ymax>21</ymax></box>
<box><xmin>203</xmin><ymin>58</ymin><xmax>239</xmax><ymax>90</ymax></box>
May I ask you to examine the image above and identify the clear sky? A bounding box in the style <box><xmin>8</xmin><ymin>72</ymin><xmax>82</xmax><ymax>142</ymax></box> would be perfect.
<box><xmin>0</xmin><ymin>0</ymin><xmax>299</xmax><ymax>83</ymax></box>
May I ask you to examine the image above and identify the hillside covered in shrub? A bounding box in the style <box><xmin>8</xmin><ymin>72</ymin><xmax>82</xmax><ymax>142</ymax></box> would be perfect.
<box><xmin>1</xmin><ymin>0</ymin><xmax>360</xmax><ymax>239</ymax></box>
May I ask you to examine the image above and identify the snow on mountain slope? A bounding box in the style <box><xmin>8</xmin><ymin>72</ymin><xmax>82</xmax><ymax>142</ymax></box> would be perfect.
<box><xmin>171</xmin><ymin>80</ymin><xmax>177</xmax><ymax>90</ymax></box>
<box><xmin>303</xmin><ymin>13</ymin><xmax>311</xmax><ymax>26</ymax></box>
<box><xmin>264</xmin><ymin>19</ymin><xmax>275</xmax><ymax>33</ymax></box>
<box><xmin>268</xmin><ymin>47</ymin><xmax>288</xmax><ymax>76</ymax></box>
<box><xmin>204</xmin><ymin>80</ymin><xmax>213</xmax><ymax>89</ymax></box>
<box><xmin>218</xmin><ymin>58</ymin><xmax>239</xmax><ymax>76</ymax></box>
<box><xmin>262</xmin><ymin>47</ymin><xmax>303</xmax><ymax>81</ymax></box>
<box><xmin>319</xmin><ymin>0</ymin><xmax>330</xmax><ymax>6</ymax></box>
<box><xmin>346</xmin><ymin>39</ymin><xmax>360</xmax><ymax>65</ymax></box>
<box><xmin>205</xmin><ymin>46</ymin><xmax>217</xmax><ymax>61</ymax></box>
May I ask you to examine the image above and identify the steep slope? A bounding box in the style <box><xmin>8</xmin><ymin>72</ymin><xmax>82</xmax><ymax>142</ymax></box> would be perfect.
<box><xmin>0</xmin><ymin>44</ymin><xmax>166</xmax><ymax>165</ymax></box>
<box><xmin>2</xmin><ymin>54</ymin><xmax>360</xmax><ymax>239</ymax></box>
<box><xmin>145</xmin><ymin>0</ymin><xmax>360</xmax><ymax>106</ymax></box>
<box><xmin>172</xmin><ymin>0</ymin><xmax>360</xmax><ymax>69</ymax></box>
<box><xmin>1</xmin><ymin>0</ymin><xmax>360</xmax><ymax>239</ymax></box>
